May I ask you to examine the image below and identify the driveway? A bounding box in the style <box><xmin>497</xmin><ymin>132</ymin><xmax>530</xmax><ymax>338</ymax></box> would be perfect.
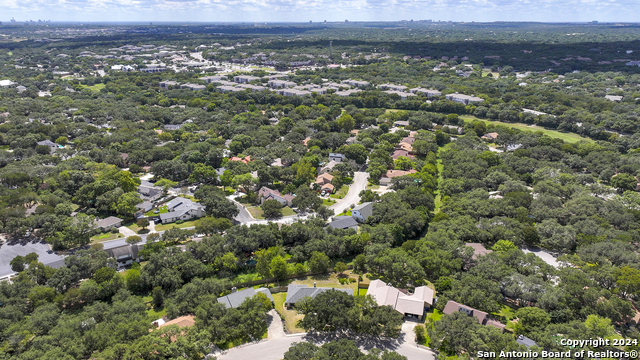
<box><xmin>267</xmin><ymin>309</ymin><xmax>286</xmax><ymax>340</ymax></box>
<box><xmin>118</xmin><ymin>226</ymin><xmax>137</xmax><ymax>238</ymax></box>
<box><xmin>329</xmin><ymin>171</ymin><xmax>369</xmax><ymax>215</ymax></box>
<box><xmin>521</xmin><ymin>247</ymin><xmax>561</xmax><ymax>268</ymax></box>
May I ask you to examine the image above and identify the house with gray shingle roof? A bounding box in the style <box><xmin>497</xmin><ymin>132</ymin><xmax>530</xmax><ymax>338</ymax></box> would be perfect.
<box><xmin>217</xmin><ymin>287</ymin><xmax>274</xmax><ymax>308</ymax></box>
<box><xmin>284</xmin><ymin>284</ymin><xmax>353</xmax><ymax>308</ymax></box>
<box><xmin>94</xmin><ymin>216</ymin><xmax>123</xmax><ymax>231</ymax></box>
<box><xmin>351</xmin><ymin>202</ymin><xmax>373</xmax><ymax>223</ymax></box>
<box><xmin>327</xmin><ymin>216</ymin><xmax>358</xmax><ymax>230</ymax></box>
<box><xmin>159</xmin><ymin>198</ymin><xmax>205</xmax><ymax>224</ymax></box>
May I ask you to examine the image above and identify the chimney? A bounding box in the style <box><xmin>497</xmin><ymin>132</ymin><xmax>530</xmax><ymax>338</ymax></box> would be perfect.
<box><xmin>231</xmin><ymin>287</ymin><xmax>237</xmax><ymax>293</ymax></box>
<box><xmin>313</xmin><ymin>282</ymin><xmax>316</xmax><ymax>288</ymax></box>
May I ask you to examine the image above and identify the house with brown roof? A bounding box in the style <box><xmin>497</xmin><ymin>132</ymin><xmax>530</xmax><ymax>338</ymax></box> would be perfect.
<box><xmin>258</xmin><ymin>186</ymin><xmax>293</xmax><ymax>206</ymax></box>
<box><xmin>442</xmin><ymin>300</ymin><xmax>506</xmax><ymax>331</ymax></box>
<box><xmin>391</xmin><ymin>149</ymin><xmax>415</xmax><ymax>160</ymax></box>
<box><xmin>315</xmin><ymin>173</ymin><xmax>334</xmax><ymax>186</ymax></box>
<box><xmin>481</xmin><ymin>132</ymin><xmax>499</xmax><ymax>140</ymax></box>
<box><xmin>465</xmin><ymin>243</ymin><xmax>493</xmax><ymax>260</ymax></box>
<box><xmin>380</xmin><ymin>169</ymin><xmax>417</xmax><ymax>186</ymax></box>
<box><xmin>396</xmin><ymin>142</ymin><xmax>413</xmax><ymax>152</ymax></box>
<box><xmin>229</xmin><ymin>155</ymin><xmax>251</xmax><ymax>164</ymax></box>
<box><xmin>401</xmin><ymin>137</ymin><xmax>416</xmax><ymax>145</ymax></box>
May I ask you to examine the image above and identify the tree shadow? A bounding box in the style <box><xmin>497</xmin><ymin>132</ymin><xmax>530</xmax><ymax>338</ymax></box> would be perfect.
<box><xmin>302</xmin><ymin>330</ymin><xmax>403</xmax><ymax>352</ymax></box>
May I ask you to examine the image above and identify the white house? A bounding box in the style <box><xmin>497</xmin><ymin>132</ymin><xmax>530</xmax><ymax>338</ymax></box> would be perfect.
<box><xmin>366</xmin><ymin>279</ymin><xmax>435</xmax><ymax>320</ymax></box>
<box><xmin>159</xmin><ymin>198</ymin><xmax>205</xmax><ymax>224</ymax></box>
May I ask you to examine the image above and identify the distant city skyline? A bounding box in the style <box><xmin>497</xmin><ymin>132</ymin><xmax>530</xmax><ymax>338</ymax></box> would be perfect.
<box><xmin>2</xmin><ymin>0</ymin><xmax>639</xmax><ymax>24</ymax></box>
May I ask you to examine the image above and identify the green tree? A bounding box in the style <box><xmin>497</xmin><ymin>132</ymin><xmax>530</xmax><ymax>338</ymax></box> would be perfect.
<box><xmin>491</xmin><ymin>240</ymin><xmax>518</xmax><ymax>252</ymax></box>
<box><xmin>126</xmin><ymin>235</ymin><xmax>142</xmax><ymax>245</ymax></box>
<box><xmin>137</xmin><ymin>218</ymin><xmax>150</xmax><ymax>230</ymax></box>
<box><xmin>515</xmin><ymin>307</ymin><xmax>550</xmax><ymax>333</ymax></box>
<box><xmin>152</xmin><ymin>286</ymin><xmax>164</xmax><ymax>307</ymax></box>
<box><xmin>473</xmin><ymin>121</ymin><xmax>487</xmax><ymax>137</ymax></box>
<box><xmin>334</xmin><ymin>262</ymin><xmax>348</xmax><ymax>275</ymax></box>
<box><xmin>337</xmin><ymin>113</ymin><xmax>355</xmax><ymax>133</ymax></box>
<box><xmin>308</xmin><ymin>251</ymin><xmax>330</xmax><ymax>273</ymax></box>
<box><xmin>270</xmin><ymin>255</ymin><xmax>288</xmax><ymax>281</ymax></box>
<box><xmin>262</xmin><ymin>199</ymin><xmax>283</xmax><ymax>219</ymax></box>
<box><xmin>611</xmin><ymin>173</ymin><xmax>637</xmax><ymax>192</ymax></box>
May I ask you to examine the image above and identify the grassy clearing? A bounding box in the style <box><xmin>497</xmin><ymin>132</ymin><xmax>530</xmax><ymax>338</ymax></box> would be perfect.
<box><xmin>154</xmin><ymin>219</ymin><xmax>199</xmax><ymax>231</ymax></box>
<box><xmin>281</xmin><ymin>207</ymin><xmax>296</xmax><ymax>217</ymax></box>
<box><xmin>90</xmin><ymin>232</ymin><xmax>123</xmax><ymax>243</ymax></box>
<box><xmin>247</xmin><ymin>206</ymin><xmax>295</xmax><ymax>219</ymax></box>
<box><xmin>322</xmin><ymin>198</ymin><xmax>337</xmax><ymax>207</ymax></box>
<box><xmin>460</xmin><ymin>116</ymin><xmax>593</xmax><ymax>144</ymax></box>
<box><xmin>145</xmin><ymin>205</ymin><xmax>168</xmax><ymax>217</ymax></box>
<box><xmin>273</xmin><ymin>292</ymin><xmax>306</xmax><ymax>334</ymax></box>
<box><xmin>290</xmin><ymin>272</ymin><xmax>358</xmax><ymax>293</ymax></box>
<box><xmin>330</xmin><ymin>185</ymin><xmax>349</xmax><ymax>199</ymax></box>
<box><xmin>147</xmin><ymin>305</ymin><xmax>167</xmax><ymax>320</ymax></box>
<box><xmin>86</xmin><ymin>83</ymin><xmax>106</xmax><ymax>92</ymax></box>
<box><xmin>358</xmin><ymin>288</ymin><xmax>368</xmax><ymax>296</ymax></box>
<box><xmin>493</xmin><ymin>305</ymin><xmax>517</xmax><ymax>321</ymax></box>
<box><xmin>422</xmin><ymin>309</ymin><xmax>444</xmax><ymax>347</ymax></box>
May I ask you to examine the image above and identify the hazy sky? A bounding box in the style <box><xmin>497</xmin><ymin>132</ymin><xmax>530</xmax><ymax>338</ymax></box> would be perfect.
<box><xmin>2</xmin><ymin>0</ymin><xmax>638</xmax><ymax>23</ymax></box>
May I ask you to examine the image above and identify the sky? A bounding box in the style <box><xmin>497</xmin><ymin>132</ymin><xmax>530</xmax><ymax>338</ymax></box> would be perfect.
<box><xmin>1</xmin><ymin>0</ymin><xmax>639</xmax><ymax>23</ymax></box>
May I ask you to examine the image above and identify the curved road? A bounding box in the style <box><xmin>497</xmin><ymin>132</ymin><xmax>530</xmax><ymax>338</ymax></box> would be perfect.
<box><xmin>216</xmin><ymin>332</ymin><xmax>435</xmax><ymax>360</ymax></box>
<box><xmin>329</xmin><ymin>171</ymin><xmax>369</xmax><ymax>215</ymax></box>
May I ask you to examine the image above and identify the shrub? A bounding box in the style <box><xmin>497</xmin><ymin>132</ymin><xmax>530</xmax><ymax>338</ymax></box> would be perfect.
<box><xmin>138</xmin><ymin>228</ymin><xmax>150</xmax><ymax>234</ymax></box>
<box><xmin>110</xmin><ymin>227</ymin><xmax>119</xmax><ymax>234</ymax></box>
<box><xmin>414</xmin><ymin>324</ymin><xmax>426</xmax><ymax>345</ymax></box>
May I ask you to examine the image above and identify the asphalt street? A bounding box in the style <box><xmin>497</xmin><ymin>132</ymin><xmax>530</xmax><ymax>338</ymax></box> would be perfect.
<box><xmin>328</xmin><ymin>171</ymin><xmax>369</xmax><ymax>215</ymax></box>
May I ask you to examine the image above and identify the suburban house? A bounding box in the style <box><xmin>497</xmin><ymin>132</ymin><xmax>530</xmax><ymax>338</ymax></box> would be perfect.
<box><xmin>465</xmin><ymin>243</ymin><xmax>493</xmax><ymax>260</ymax></box>
<box><xmin>401</xmin><ymin>136</ymin><xmax>416</xmax><ymax>145</ymax></box>
<box><xmin>138</xmin><ymin>184</ymin><xmax>163</xmax><ymax>201</ymax></box>
<box><xmin>284</xmin><ymin>284</ymin><xmax>353</xmax><ymax>308</ymax></box>
<box><xmin>104</xmin><ymin>243</ymin><xmax>144</xmax><ymax>266</ymax></box>
<box><xmin>37</xmin><ymin>140</ymin><xmax>58</xmax><ymax>153</ymax></box>
<box><xmin>200</xmin><ymin>75</ymin><xmax>225</xmax><ymax>83</ymax></box>
<box><xmin>380</xmin><ymin>169</ymin><xmax>417</xmax><ymax>186</ymax></box>
<box><xmin>392</xmin><ymin>149</ymin><xmax>415</xmax><ymax>160</ymax></box>
<box><xmin>393</xmin><ymin>120</ymin><xmax>410</xmax><ymax>127</ymax></box>
<box><xmin>327</xmin><ymin>216</ymin><xmax>358</xmax><ymax>230</ymax></box>
<box><xmin>135</xmin><ymin>201</ymin><xmax>154</xmax><ymax>213</ymax></box>
<box><xmin>383</xmin><ymin>90</ymin><xmax>417</xmax><ymax>100</ymax></box>
<box><xmin>315</xmin><ymin>173</ymin><xmax>334</xmax><ymax>186</ymax></box>
<box><xmin>258</xmin><ymin>186</ymin><xmax>294</xmax><ymax>207</ymax></box>
<box><xmin>180</xmin><ymin>83</ymin><xmax>206</xmax><ymax>91</ymax></box>
<box><xmin>328</xmin><ymin>153</ymin><xmax>345</xmax><ymax>162</ymax></box>
<box><xmin>481</xmin><ymin>132</ymin><xmax>499</xmax><ymax>140</ymax></box>
<box><xmin>366</xmin><ymin>279</ymin><xmax>435</xmax><ymax>320</ymax></box>
<box><xmin>159</xmin><ymin>198</ymin><xmax>205</xmax><ymax>224</ymax></box>
<box><xmin>268</xmin><ymin>80</ymin><xmax>297</xmax><ymax>88</ymax></box>
<box><xmin>442</xmin><ymin>300</ymin><xmax>506</xmax><ymax>331</ymax></box>
<box><xmin>351</xmin><ymin>202</ymin><xmax>373</xmax><ymax>223</ymax></box>
<box><xmin>217</xmin><ymin>287</ymin><xmax>275</xmax><ymax>308</ymax></box>
<box><xmin>396</xmin><ymin>142</ymin><xmax>413</xmax><ymax>152</ymax></box>
<box><xmin>378</xmin><ymin>84</ymin><xmax>408</xmax><ymax>92</ymax></box>
<box><xmin>229</xmin><ymin>156</ymin><xmax>252</xmax><ymax>164</ymax></box>
<box><xmin>94</xmin><ymin>216</ymin><xmax>123</xmax><ymax>232</ymax></box>
<box><xmin>444</xmin><ymin>93</ymin><xmax>484</xmax><ymax>105</ymax></box>
<box><xmin>164</xmin><ymin>124</ymin><xmax>182</xmax><ymax>131</ymax></box>
<box><xmin>318</xmin><ymin>160</ymin><xmax>338</xmax><ymax>174</ymax></box>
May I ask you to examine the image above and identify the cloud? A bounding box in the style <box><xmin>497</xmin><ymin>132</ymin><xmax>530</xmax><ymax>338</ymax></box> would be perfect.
<box><xmin>2</xmin><ymin>0</ymin><xmax>638</xmax><ymax>22</ymax></box>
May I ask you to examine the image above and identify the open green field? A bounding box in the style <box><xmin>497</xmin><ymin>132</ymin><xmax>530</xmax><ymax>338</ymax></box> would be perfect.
<box><xmin>86</xmin><ymin>83</ymin><xmax>106</xmax><ymax>92</ymax></box>
<box><xmin>460</xmin><ymin>115</ymin><xmax>593</xmax><ymax>144</ymax></box>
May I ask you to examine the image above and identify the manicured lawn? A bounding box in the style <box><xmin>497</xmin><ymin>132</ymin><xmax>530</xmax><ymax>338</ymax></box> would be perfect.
<box><xmin>330</xmin><ymin>185</ymin><xmax>349</xmax><ymax>199</ymax></box>
<box><xmin>247</xmin><ymin>206</ymin><xmax>264</xmax><ymax>219</ymax></box>
<box><xmin>273</xmin><ymin>292</ymin><xmax>306</xmax><ymax>334</ymax></box>
<box><xmin>81</xmin><ymin>83</ymin><xmax>106</xmax><ymax>92</ymax></box>
<box><xmin>290</xmin><ymin>272</ymin><xmax>358</xmax><ymax>293</ymax></box>
<box><xmin>90</xmin><ymin>232</ymin><xmax>123</xmax><ymax>243</ymax></box>
<box><xmin>338</xmin><ymin>209</ymin><xmax>352</xmax><ymax>216</ymax></box>
<box><xmin>281</xmin><ymin>207</ymin><xmax>296</xmax><ymax>216</ymax></box>
<box><xmin>460</xmin><ymin>116</ymin><xmax>593</xmax><ymax>144</ymax></box>
<box><xmin>366</xmin><ymin>184</ymin><xmax>380</xmax><ymax>190</ymax></box>
<box><xmin>144</xmin><ymin>205</ymin><xmax>168</xmax><ymax>217</ymax></box>
<box><xmin>322</xmin><ymin>198</ymin><xmax>337</xmax><ymax>207</ymax></box>
<box><xmin>358</xmin><ymin>288</ymin><xmax>368</xmax><ymax>296</ymax></box>
<box><xmin>248</xmin><ymin>206</ymin><xmax>295</xmax><ymax>219</ymax></box>
<box><xmin>154</xmin><ymin>219</ymin><xmax>199</xmax><ymax>231</ymax></box>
